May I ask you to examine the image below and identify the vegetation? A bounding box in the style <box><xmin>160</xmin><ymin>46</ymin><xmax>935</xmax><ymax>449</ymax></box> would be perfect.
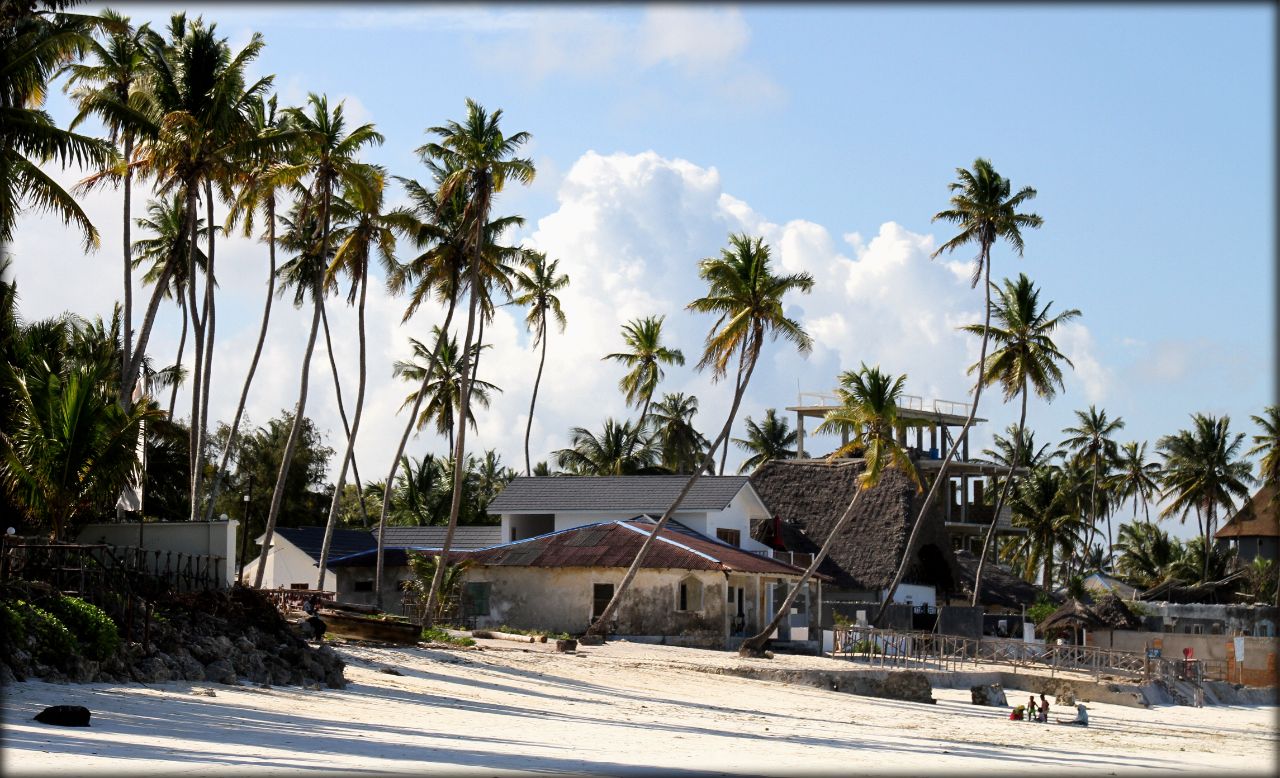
<box><xmin>420</xmin><ymin>625</ymin><xmax>475</xmax><ymax>646</ymax></box>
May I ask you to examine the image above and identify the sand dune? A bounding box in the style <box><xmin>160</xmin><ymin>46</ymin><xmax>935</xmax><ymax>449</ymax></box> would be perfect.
<box><xmin>3</xmin><ymin>638</ymin><xmax>1276</xmax><ymax>776</ymax></box>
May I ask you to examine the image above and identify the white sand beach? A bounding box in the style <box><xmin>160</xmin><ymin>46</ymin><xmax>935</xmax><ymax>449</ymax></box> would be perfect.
<box><xmin>3</xmin><ymin>638</ymin><xmax>1277</xmax><ymax>777</ymax></box>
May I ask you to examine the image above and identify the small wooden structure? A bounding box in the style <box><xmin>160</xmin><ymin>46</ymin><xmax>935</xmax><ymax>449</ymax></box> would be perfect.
<box><xmin>1038</xmin><ymin>598</ymin><xmax>1105</xmax><ymax>644</ymax></box>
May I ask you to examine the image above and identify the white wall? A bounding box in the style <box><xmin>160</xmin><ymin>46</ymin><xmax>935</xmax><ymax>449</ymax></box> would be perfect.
<box><xmin>883</xmin><ymin>583</ymin><xmax>936</xmax><ymax>607</ymax></box>
<box><xmin>251</xmin><ymin>536</ymin><xmax>331</xmax><ymax>590</ymax></box>
<box><xmin>76</xmin><ymin>520</ymin><xmax>238</xmax><ymax>586</ymax></box>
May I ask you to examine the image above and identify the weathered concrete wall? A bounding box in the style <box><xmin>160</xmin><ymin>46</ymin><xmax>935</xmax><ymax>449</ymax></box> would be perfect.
<box><xmin>333</xmin><ymin>564</ymin><xmax>414</xmax><ymax>616</ymax></box>
<box><xmin>701</xmin><ymin>665</ymin><xmax>936</xmax><ymax>704</ymax></box>
<box><xmin>1137</xmin><ymin>602</ymin><xmax>1277</xmax><ymax>636</ymax></box>
<box><xmin>1093</xmin><ymin>629</ymin><xmax>1277</xmax><ymax>681</ymax></box>
<box><xmin>467</xmin><ymin>566</ymin><xmax>728</xmax><ymax>646</ymax></box>
<box><xmin>77</xmin><ymin>520</ymin><xmax>238</xmax><ymax>586</ymax></box>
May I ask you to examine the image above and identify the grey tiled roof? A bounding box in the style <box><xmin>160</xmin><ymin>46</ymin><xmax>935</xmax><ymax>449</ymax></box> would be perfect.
<box><xmin>486</xmin><ymin>476</ymin><xmax>753</xmax><ymax>514</ymax></box>
<box><xmin>272</xmin><ymin>527</ymin><xmax>375</xmax><ymax>562</ymax></box>
<box><xmin>378</xmin><ymin>525</ymin><xmax>502</xmax><ymax>549</ymax></box>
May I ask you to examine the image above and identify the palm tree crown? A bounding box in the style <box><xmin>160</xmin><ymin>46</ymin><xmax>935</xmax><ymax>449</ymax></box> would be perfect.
<box><xmin>932</xmin><ymin>157</ymin><xmax>1043</xmax><ymax>285</ymax></box>
<box><xmin>604</xmin><ymin>315</ymin><xmax>685</xmax><ymax>421</ymax></box>
<box><xmin>733</xmin><ymin>409</ymin><xmax>796</xmax><ymax>474</ymax></box>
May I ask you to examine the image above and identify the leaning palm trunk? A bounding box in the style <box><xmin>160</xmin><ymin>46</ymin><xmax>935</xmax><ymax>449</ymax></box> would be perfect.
<box><xmin>253</xmin><ymin>277</ymin><xmax>323</xmax><ymax>588</ymax></box>
<box><xmin>523</xmin><ymin>317</ymin><xmax>547</xmax><ymax>476</ymax></box>
<box><xmin>970</xmin><ymin>386</ymin><xmax>1028</xmax><ymax>606</ymax></box>
<box><xmin>316</xmin><ymin>271</ymin><xmax>369</xmax><ymax>590</ymax></box>
<box><xmin>122</xmin><ymin>230</ymin><xmax>181</xmax><ymax>406</ymax></box>
<box><xmin>875</xmin><ymin>248</ymin><xmax>995</xmax><ymax>625</ymax></box>
<box><xmin>421</xmin><ymin>278</ymin><xmax>481</xmax><ymax>624</ymax></box>
<box><xmin>191</xmin><ymin>180</ymin><xmax>218</xmax><ymax>520</ymax></box>
<box><xmin>120</xmin><ymin>133</ymin><xmax>134</xmax><ymax>406</ymax></box>
<box><xmin>586</xmin><ymin>332</ymin><xmax>762</xmax><ymax>637</ymax></box>
<box><xmin>202</xmin><ymin>200</ymin><xmax>278</xmax><ymax>520</ymax></box>
<box><xmin>740</xmin><ymin>489</ymin><xmax>867</xmax><ymax>656</ymax></box>
<box><xmin>186</xmin><ymin>185</ymin><xmax>207</xmax><ymax>519</ymax></box>
<box><xmin>372</xmin><ymin>296</ymin><xmax>457</xmax><ymax>608</ymax></box>
<box><xmin>168</xmin><ymin>296</ymin><xmax>187</xmax><ymax>420</ymax></box>
<box><xmin>319</xmin><ymin>302</ymin><xmax>371</xmax><ymax>526</ymax></box>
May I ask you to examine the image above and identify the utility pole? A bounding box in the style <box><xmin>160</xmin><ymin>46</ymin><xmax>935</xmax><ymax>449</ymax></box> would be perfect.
<box><xmin>237</xmin><ymin>472</ymin><xmax>253</xmax><ymax>584</ymax></box>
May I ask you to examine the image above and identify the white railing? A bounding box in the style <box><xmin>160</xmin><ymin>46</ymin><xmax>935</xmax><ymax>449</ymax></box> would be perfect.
<box><xmin>932</xmin><ymin>399</ymin><xmax>972</xmax><ymax>417</ymax></box>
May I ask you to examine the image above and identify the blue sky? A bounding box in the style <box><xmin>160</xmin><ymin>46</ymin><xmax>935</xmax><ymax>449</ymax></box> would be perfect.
<box><xmin>12</xmin><ymin>4</ymin><xmax>1275</xmax><ymax>538</ymax></box>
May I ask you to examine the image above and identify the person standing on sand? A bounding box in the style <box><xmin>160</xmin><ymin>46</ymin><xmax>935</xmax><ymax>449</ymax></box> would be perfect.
<box><xmin>1026</xmin><ymin>696</ymin><xmax>1038</xmax><ymax>722</ymax></box>
<box><xmin>1038</xmin><ymin>694</ymin><xmax>1050</xmax><ymax>722</ymax></box>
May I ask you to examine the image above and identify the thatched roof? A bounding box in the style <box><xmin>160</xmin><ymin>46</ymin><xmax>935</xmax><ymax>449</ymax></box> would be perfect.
<box><xmin>1038</xmin><ymin>598</ymin><xmax>1105</xmax><ymax>634</ymax></box>
<box><xmin>749</xmin><ymin>459</ymin><xmax>952</xmax><ymax>592</ymax></box>
<box><xmin>951</xmin><ymin>549</ymin><xmax>1052</xmax><ymax>609</ymax></box>
<box><xmin>1090</xmin><ymin>593</ymin><xmax>1142</xmax><ymax>630</ymax></box>
<box><xmin>1216</xmin><ymin>483</ymin><xmax>1279</xmax><ymax>539</ymax></box>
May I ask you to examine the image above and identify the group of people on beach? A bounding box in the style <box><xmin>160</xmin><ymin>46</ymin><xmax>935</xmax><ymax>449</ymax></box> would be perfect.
<box><xmin>1010</xmin><ymin>694</ymin><xmax>1089</xmax><ymax>726</ymax></box>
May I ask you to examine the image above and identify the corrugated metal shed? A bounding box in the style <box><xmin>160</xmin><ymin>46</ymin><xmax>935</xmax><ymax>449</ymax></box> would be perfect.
<box><xmin>486</xmin><ymin>476</ymin><xmax>754</xmax><ymax>513</ymax></box>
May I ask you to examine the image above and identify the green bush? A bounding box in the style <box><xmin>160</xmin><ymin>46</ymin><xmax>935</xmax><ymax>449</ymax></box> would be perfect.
<box><xmin>1027</xmin><ymin>594</ymin><xmax>1057</xmax><ymax>626</ymax></box>
<box><xmin>44</xmin><ymin>596</ymin><xmax>120</xmax><ymax>661</ymax></box>
<box><xmin>421</xmin><ymin>626</ymin><xmax>475</xmax><ymax>647</ymax></box>
<box><xmin>1</xmin><ymin>601</ymin><xmax>27</xmax><ymax>647</ymax></box>
<box><xmin>19</xmin><ymin>601</ymin><xmax>77</xmax><ymax>664</ymax></box>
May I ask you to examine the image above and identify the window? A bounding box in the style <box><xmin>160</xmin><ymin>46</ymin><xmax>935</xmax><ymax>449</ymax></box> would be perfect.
<box><xmin>676</xmin><ymin>575</ymin><xmax>703</xmax><ymax>612</ymax></box>
<box><xmin>289</xmin><ymin>583</ymin><xmax>309</xmax><ymax>590</ymax></box>
<box><xmin>462</xmin><ymin>582</ymin><xmax>491</xmax><ymax>617</ymax></box>
<box><xmin>353</xmin><ymin>580</ymin><xmax>374</xmax><ymax>593</ymax></box>
<box><xmin>716</xmin><ymin>528</ymin><xmax>741</xmax><ymax>547</ymax></box>
<box><xmin>592</xmin><ymin>583</ymin><xmax>614</xmax><ymax>620</ymax></box>
<box><xmin>727</xmin><ymin>587</ymin><xmax>734</xmax><ymax>603</ymax></box>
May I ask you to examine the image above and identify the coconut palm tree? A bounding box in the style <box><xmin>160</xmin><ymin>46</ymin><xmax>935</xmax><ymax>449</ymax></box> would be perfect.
<box><xmin>604</xmin><ymin>315</ymin><xmax>685</xmax><ymax>437</ymax></box>
<box><xmin>961</xmin><ymin>273</ymin><xmax>1080</xmax><ymax>606</ymax></box>
<box><xmin>414</xmin><ymin>99</ymin><xmax>534</xmax><ymax>624</ymax></box>
<box><xmin>61</xmin><ymin>9</ymin><xmax>151</xmax><ymax>395</ymax></box>
<box><xmin>252</xmin><ymin>94</ymin><xmax>381</xmax><ymax>589</ymax></box>
<box><xmin>1113</xmin><ymin>520</ymin><xmax>1183</xmax><ymax>590</ymax></box>
<box><xmin>1061</xmin><ymin>406</ymin><xmax>1125</xmax><ymax>566</ymax></box>
<box><xmin>1003</xmin><ymin>466</ymin><xmax>1085</xmax><ymax>588</ymax></box>
<box><xmin>981</xmin><ymin>425</ymin><xmax>1063</xmax><ymax>474</ymax></box>
<box><xmin>392</xmin><ymin>327</ymin><xmax>500</xmax><ymax>452</ymax></box>
<box><xmin>1247</xmin><ymin>405</ymin><xmax>1279</xmax><ymax>606</ymax></box>
<box><xmin>650</xmin><ymin>392</ymin><xmax>710</xmax><ymax>475</ymax></box>
<box><xmin>740</xmin><ymin>364</ymin><xmax>922</xmax><ymax>656</ymax></box>
<box><xmin>587</xmin><ymin>232</ymin><xmax>813</xmax><ymax>638</ymax></box>
<box><xmin>0</xmin><ymin>9</ymin><xmax>111</xmax><ymax>252</ymax></box>
<box><xmin>511</xmin><ymin>250</ymin><xmax>568</xmax><ymax>476</ymax></box>
<box><xmin>733</xmin><ymin>409</ymin><xmax>796</xmax><ymax>473</ymax></box>
<box><xmin>1109</xmin><ymin>441</ymin><xmax>1163</xmax><ymax>524</ymax></box>
<box><xmin>877</xmin><ymin>159</ymin><xmax>1042</xmax><ymax>624</ymax></box>
<box><xmin>1157</xmin><ymin>413</ymin><xmax>1254</xmax><ymax>584</ymax></box>
<box><xmin>553</xmin><ymin>418</ymin><xmax>661</xmax><ymax>476</ymax></box>
<box><xmin>130</xmin><ymin>193</ymin><xmax>208</xmax><ymax>417</ymax></box>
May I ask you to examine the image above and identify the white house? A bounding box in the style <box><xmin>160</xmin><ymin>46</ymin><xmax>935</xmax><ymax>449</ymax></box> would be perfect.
<box><xmin>244</xmin><ymin>527</ymin><xmax>374</xmax><ymax>590</ymax></box>
<box><xmin>487</xmin><ymin>476</ymin><xmax>773</xmax><ymax>553</ymax></box>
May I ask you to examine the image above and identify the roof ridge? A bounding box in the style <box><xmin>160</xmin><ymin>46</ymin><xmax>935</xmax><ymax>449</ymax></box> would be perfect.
<box><xmin>617</xmin><ymin>520</ymin><xmax>722</xmax><ymax>565</ymax></box>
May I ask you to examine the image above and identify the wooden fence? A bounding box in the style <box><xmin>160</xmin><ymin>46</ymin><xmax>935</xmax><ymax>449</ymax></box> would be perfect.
<box><xmin>834</xmin><ymin>626</ymin><xmax>1217</xmax><ymax>683</ymax></box>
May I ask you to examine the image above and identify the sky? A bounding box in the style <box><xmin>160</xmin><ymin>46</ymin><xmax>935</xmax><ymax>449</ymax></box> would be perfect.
<box><xmin>8</xmin><ymin>3</ymin><xmax>1275</xmax><ymax>539</ymax></box>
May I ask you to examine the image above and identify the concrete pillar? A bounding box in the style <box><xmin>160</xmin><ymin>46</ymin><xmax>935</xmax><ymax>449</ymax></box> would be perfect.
<box><xmin>796</xmin><ymin>412</ymin><xmax>805</xmax><ymax>458</ymax></box>
<box><xmin>961</xmin><ymin>475</ymin><xmax>968</xmax><ymax>523</ymax></box>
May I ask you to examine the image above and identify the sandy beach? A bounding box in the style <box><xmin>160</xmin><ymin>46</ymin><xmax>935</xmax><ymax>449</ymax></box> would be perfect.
<box><xmin>3</xmin><ymin>638</ymin><xmax>1277</xmax><ymax>777</ymax></box>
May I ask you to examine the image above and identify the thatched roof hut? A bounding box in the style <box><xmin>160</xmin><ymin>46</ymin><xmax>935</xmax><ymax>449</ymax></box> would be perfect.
<box><xmin>951</xmin><ymin>549</ymin><xmax>1051</xmax><ymax>610</ymax></box>
<box><xmin>1038</xmin><ymin>598</ymin><xmax>1105</xmax><ymax>636</ymax></box>
<box><xmin>749</xmin><ymin>459</ymin><xmax>954</xmax><ymax>594</ymax></box>
<box><xmin>1091</xmin><ymin>593</ymin><xmax>1142</xmax><ymax>630</ymax></box>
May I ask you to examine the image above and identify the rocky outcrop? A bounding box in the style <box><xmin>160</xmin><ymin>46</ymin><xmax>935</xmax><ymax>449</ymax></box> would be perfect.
<box><xmin>970</xmin><ymin>683</ymin><xmax>1008</xmax><ymax>706</ymax></box>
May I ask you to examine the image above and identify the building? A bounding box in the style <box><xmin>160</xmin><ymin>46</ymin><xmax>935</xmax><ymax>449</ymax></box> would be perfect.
<box><xmin>488</xmin><ymin>475</ymin><xmax>773</xmax><ymax>551</ymax></box>
<box><xmin>1215</xmin><ymin>484</ymin><xmax>1278</xmax><ymax>563</ymax></box>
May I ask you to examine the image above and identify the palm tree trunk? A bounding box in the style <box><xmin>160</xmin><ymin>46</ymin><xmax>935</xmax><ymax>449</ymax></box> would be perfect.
<box><xmin>253</xmin><ymin>283</ymin><xmax>322</xmax><ymax>588</ymax></box>
<box><xmin>875</xmin><ymin>245</ymin><xmax>994</xmax><ymax>625</ymax></box>
<box><xmin>587</xmin><ymin>332</ymin><xmax>763</xmax><ymax>637</ymax></box>
<box><xmin>202</xmin><ymin>197</ymin><xmax>277</xmax><ymax>521</ymax></box>
<box><xmin>121</xmin><ymin>248</ymin><xmax>179</xmax><ymax>405</ymax></box>
<box><xmin>191</xmin><ymin>179</ymin><xmax>217</xmax><ymax>520</ymax></box>
<box><xmin>1203</xmin><ymin>504</ymin><xmax>1213</xmax><ymax>584</ymax></box>
<box><xmin>971</xmin><ymin>385</ymin><xmax>1028</xmax><ymax>606</ymax></box>
<box><xmin>421</xmin><ymin>276</ymin><xmax>481</xmax><ymax>622</ymax></box>
<box><xmin>373</xmin><ymin>296</ymin><xmax>457</xmax><ymax>608</ymax></box>
<box><xmin>719</xmin><ymin>347</ymin><xmax>748</xmax><ymax>475</ymax></box>
<box><xmin>524</xmin><ymin>319</ymin><xmax>547</xmax><ymax>476</ymax></box>
<box><xmin>319</xmin><ymin>302</ymin><xmax>371</xmax><ymax>526</ymax></box>
<box><xmin>168</xmin><ymin>296</ymin><xmax>186</xmax><ymax>420</ymax></box>
<box><xmin>186</xmin><ymin>184</ymin><xmax>206</xmax><ymax>520</ymax></box>
<box><xmin>740</xmin><ymin>488</ymin><xmax>865</xmax><ymax>656</ymax></box>
<box><xmin>120</xmin><ymin>133</ymin><xmax>134</xmax><ymax>406</ymax></box>
<box><xmin>317</xmin><ymin>270</ymin><xmax>369</xmax><ymax>591</ymax></box>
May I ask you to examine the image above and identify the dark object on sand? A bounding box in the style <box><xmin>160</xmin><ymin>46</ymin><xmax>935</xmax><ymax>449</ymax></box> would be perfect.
<box><xmin>555</xmin><ymin>639</ymin><xmax>578</xmax><ymax>653</ymax></box>
<box><xmin>33</xmin><ymin>705</ymin><xmax>91</xmax><ymax>727</ymax></box>
<box><xmin>306</xmin><ymin>615</ymin><xmax>327</xmax><ymax>641</ymax></box>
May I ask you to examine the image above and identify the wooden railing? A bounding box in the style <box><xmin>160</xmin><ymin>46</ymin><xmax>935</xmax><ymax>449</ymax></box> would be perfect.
<box><xmin>260</xmin><ymin>588</ymin><xmax>335</xmax><ymax>614</ymax></box>
<box><xmin>833</xmin><ymin>626</ymin><xmax>1208</xmax><ymax>683</ymax></box>
<box><xmin>1</xmin><ymin>541</ymin><xmax>226</xmax><ymax>596</ymax></box>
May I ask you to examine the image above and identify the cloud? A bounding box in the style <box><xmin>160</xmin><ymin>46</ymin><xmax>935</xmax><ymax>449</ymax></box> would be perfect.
<box><xmin>637</xmin><ymin>7</ymin><xmax>750</xmax><ymax>72</ymax></box>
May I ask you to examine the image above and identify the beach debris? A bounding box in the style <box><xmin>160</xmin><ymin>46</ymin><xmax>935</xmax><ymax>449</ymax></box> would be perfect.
<box><xmin>970</xmin><ymin>683</ymin><xmax>1008</xmax><ymax>707</ymax></box>
<box><xmin>472</xmin><ymin>629</ymin><xmax>535</xmax><ymax>643</ymax></box>
<box><xmin>378</xmin><ymin>667</ymin><xmax>404</xmax><ymax>676</ymax></box>
<box><xmin>33</xmin><ymin>705</ymin><xmax>91</xmax><ymax>727</ymax></box>
<box><xmin>189</xmin><ymin>688</ymin><xmax>217</xmax><ymax>697</ymax></box>
<box><xmin>577</xmin><ymin>634</ymin><xmax>604</xmax><ymax>647</ymax></box>
<box><xmin>555</xmin><ymin>639</ymin><xmax>578</xmax><ymax>653</ymax></box>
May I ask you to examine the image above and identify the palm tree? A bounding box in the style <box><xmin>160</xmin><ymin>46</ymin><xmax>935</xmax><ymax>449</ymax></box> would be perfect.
<box><xmin>511</xmin><ymin>250</ymin><xmax>568</xmax><ymax>475</ymax></box>
<box><xmin>961</xmin><ymin>273</ymin><xmax>1080</xmax><ymax>606</ymax></box>
<box><xmin>1157</xmin><ymin>413</ymin><xmax>1254</xmax><ymax>584</ymax></box>
<box><xmin>1003</xmin><ymin>466</ymin><xmax>1084</xmax><ymax>588</ymax></box>
<box><xmin>553</xmin><ymin>418</ymin><xmax>661</xmax><ymax>475</ymax></box>
<box><xmin>733</xmin><ymin>409</ymin><xmax>796</xmax><ymax>473</ymax></box>
<box><xmin>252</xmin><ymin>94</ymin><xmax>381</xmax><ymax>589</ymax></box>
<box><xmin>1113</xmin><ymin>520</ymin><xmax>1183</xmax><ymax>590</ymax></box>
<box><xmin>604</xmin><ymin>315</ymin><xmax>685</xmax><ymax>437</ymax></box>
<box><xmin>61</xmin><ymin>8</ymin><xmax>150</xmax><ymax>396</ymax></box>
<box><xmin>981</xmin><ymin>425</ymin><xmax>1063</xmax><ymax>473</ymax></box>
<box><xmin>740</xmin><ymin>365</ymin><xmax>922</xmax><ymax>656</ymax></box>
<box><xmin>1061</xmin><ymin>406</ymin><xmax>1125</xmax><ymax>566</ymax></box>
<box><xmin>878</xmin><ymin>160</ymin><xmax>1043</xmax><ymax>623</ymax></box>
<box><xmin>0</xmin><ymin>9</ymin><xmax>111</xmax><ymax>252</ymax></box>
<box><xmin>1109</xmin><ymin>441</ymin><xmax>1163</xmax><ymax>524</ymax></box>
<box><xmin>314</xmin><ymin>175</ymin><xmax>397</xmax><ymax>589</ymax></box>
<box><xmin>650</xmin><ymin>392</ymin><xmax>711</xmax><ymax>475</ymax></box>
<box><xmin>1247</xmin><ymin>405</ymin><xmax>1279</xmax><ymax>606</ymax></box>
<box><xmin>1168</xmin><ymin>535</ymin><xmax>1234</xmax><ymax>585</ymax></box>
<box><xmin>392</xmin><ymin>328</ymin><xmax>500</xmax><ymax>452</ymax></box>
<box><xmin>130</xmin><ymin>193</ymin><xmax>208</xmax><ymax>417</ymax></box>
<box><xmin>587</xmin><ymin>232</ymin><xmax>813</xmax><ymax>638</ymax></box>
<box><xmin>414</xmin><ymin>99</ymin><xmax>534</xmax><ymax>624</ymax></box>
<box><xmin>202</xmin><ymin>93</ymin><xmax>298</xmax><ymax>518</ymax></box>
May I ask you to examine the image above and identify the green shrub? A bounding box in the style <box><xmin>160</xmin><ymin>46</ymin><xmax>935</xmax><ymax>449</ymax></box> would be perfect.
<box><xmin>421</xmin><ymin>626</ymin><xmax>475</xmax><ymax>647</ymax></box>
<box><xmin>1</xmin><ymin>601</ymin><xmax>27</xmax><ymax>647</ymax></box>
<box><xmin>1027</xmin><ymin>594</ymin><xmax>1057</xmax><ymax>626</ymax></box>
<box><xmin>19</xmin><ymin>601</ymin><xmax>77</xmax><ymax>664</ymax></box>
<box><xmin>44</xmin><ymin>596</ymin><xmax>120</xmax><ymax>661</ymax></box>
